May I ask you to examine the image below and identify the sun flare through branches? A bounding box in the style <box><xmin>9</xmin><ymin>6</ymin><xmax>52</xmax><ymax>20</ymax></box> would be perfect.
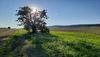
<box><xmin>30</xmin><ymin>6</ymin><xmax>40</xmax><ymax>13</ymax></box>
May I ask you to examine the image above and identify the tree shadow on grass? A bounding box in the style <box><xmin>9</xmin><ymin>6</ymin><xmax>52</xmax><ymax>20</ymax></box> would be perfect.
<box><xmin>0</xmin><ymin>33</ymin><xmax>100</xmax><ymax>57</ymax></box>
<box><xmin>29</xmin><ymin>33</ymin><xmax>100</xmax><ymax>57</ymax></box>
<box><xmin>0</xmin><ymin>33</ymin><xmax>34</xmax><ymax>57</ymax></box>
<box><xmin>31</xmin><ymin>33</ymin><xmax>100</xmax><ymax>57</ymax></box>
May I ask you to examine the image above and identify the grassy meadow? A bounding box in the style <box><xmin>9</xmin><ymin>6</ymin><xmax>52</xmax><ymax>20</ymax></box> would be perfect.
<box><xmin>50</xmin><ymin>27</ymin><xmax>100</xmax><ymax>34</ymax></box>
<box><xmin>0</xmin><ymin>28</ymin><xmax>100</xmax><ymax>57</ymax></box>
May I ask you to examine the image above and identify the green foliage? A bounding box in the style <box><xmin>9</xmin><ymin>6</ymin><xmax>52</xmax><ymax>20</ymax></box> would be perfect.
<box><xmin>16</xmin><ymin>6</ymin><xmax>49</xmax><ymax>33</ymax></box>
<box><xmin>0</xmin><ymin>30</ymin><xmax>100</xmax><ymax>57</ymax></box>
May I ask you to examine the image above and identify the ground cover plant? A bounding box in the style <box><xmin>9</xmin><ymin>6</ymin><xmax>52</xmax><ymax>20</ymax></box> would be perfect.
<box><xmin>0</xmin><ymin>29</ymin><xmax>100</xmax><ymax>57</ymax></box>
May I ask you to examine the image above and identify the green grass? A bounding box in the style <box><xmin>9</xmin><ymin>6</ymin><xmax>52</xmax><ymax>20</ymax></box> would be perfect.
<box><xmin>51</xmin><ymin>31</ymin><xmax>100</xmax><ymax>47</ymax></box>
<box><xmin>0</xmin><ymin>29</ymin><xmax>100</xmax><ymax>57</ymax></box>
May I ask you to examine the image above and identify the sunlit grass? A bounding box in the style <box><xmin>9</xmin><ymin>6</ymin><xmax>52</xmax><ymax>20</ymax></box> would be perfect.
<box><xmin>51</xmin><ymin>31</ymin><xmax>100</xmax><ymax>47</ymax></box>
<box><xmin>0</xmin><ymin>29</ymin><xmax>100</xmax><ymax>57</ymax></box>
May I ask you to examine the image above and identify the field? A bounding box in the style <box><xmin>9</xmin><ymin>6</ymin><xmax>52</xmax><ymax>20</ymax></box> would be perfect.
<box><xmin>50</xmin><ymin>27</ymin><xmax>100</xmax><ymax>34</ymax></box>
<box><xmin>0</xmin><ymin>28</ymin><xmax>15</xmax><ymax>38</ymax></box>
<box><xmin>0</xmin><ymin>28</ymin><xmax>100</xmax><ymax>57</ymax></box>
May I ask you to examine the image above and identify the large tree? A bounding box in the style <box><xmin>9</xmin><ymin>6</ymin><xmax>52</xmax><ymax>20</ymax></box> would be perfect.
<box><xmin>16</xmin><ymin>6</ymin><xmax>49</xmax><ymax>33</ymax></box>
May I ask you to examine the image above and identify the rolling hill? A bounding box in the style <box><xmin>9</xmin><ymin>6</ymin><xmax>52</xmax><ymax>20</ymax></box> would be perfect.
<box><xmin>48</xmin><ymin>24</ymin><xmax>100</xmax><ymax>28</ymax></box>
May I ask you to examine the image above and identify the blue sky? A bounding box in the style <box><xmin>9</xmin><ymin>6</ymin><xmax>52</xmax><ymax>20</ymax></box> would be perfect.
<box><xmin>0</xmin><ymin>0</ymin><xmax>100</xmax><ymax>28</ymax></box>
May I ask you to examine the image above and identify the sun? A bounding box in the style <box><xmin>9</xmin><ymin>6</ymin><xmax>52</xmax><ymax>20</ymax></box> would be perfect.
<box><xmin>30</xmin><ymin>6</ymin><xmax>39</xmax><ymax>13</ymax></box>
<box><xmin>31</xmin><ymin>7</ymin><xmax>37</xmax><ymax>12</ymax></box>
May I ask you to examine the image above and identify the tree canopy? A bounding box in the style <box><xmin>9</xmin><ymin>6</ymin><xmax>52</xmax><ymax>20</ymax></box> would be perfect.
<box><xmin>16</xmin><ymin>6</ymin><xmax>49</xmax><ymax>33</ymax></box>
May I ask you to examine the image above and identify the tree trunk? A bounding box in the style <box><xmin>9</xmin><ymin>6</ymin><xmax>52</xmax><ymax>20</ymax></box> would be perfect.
<box><xmin>31</xmin><ymin>25</ymin><xmax>36</xmax><ymax>33</ymax></box>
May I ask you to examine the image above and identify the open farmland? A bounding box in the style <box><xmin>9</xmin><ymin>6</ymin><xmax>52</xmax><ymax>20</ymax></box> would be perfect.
<box><xmin>0</xmin><ymin>28</ymin><xmax>15</xmax><ymax>39</ymax></box>
<box><xmin>50</xmin><ymin>27</ymin><xmax>100</xmax><ymax>34</ymax></box>
<box><xmin>0</xmin><ymin>29</ymin><xmax>100</xmax><ymax>57</ymax></box>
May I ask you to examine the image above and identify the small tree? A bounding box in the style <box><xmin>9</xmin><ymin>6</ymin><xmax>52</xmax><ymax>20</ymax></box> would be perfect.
<box><xmin>8</xmin><ymin>27</ymin><xmax>11</xmax><ymax>29</ymax></box>
<box><xmin>16</xmin><ymin>6</ymin><xmax>49</xmax><ymax>33</ymax></box>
